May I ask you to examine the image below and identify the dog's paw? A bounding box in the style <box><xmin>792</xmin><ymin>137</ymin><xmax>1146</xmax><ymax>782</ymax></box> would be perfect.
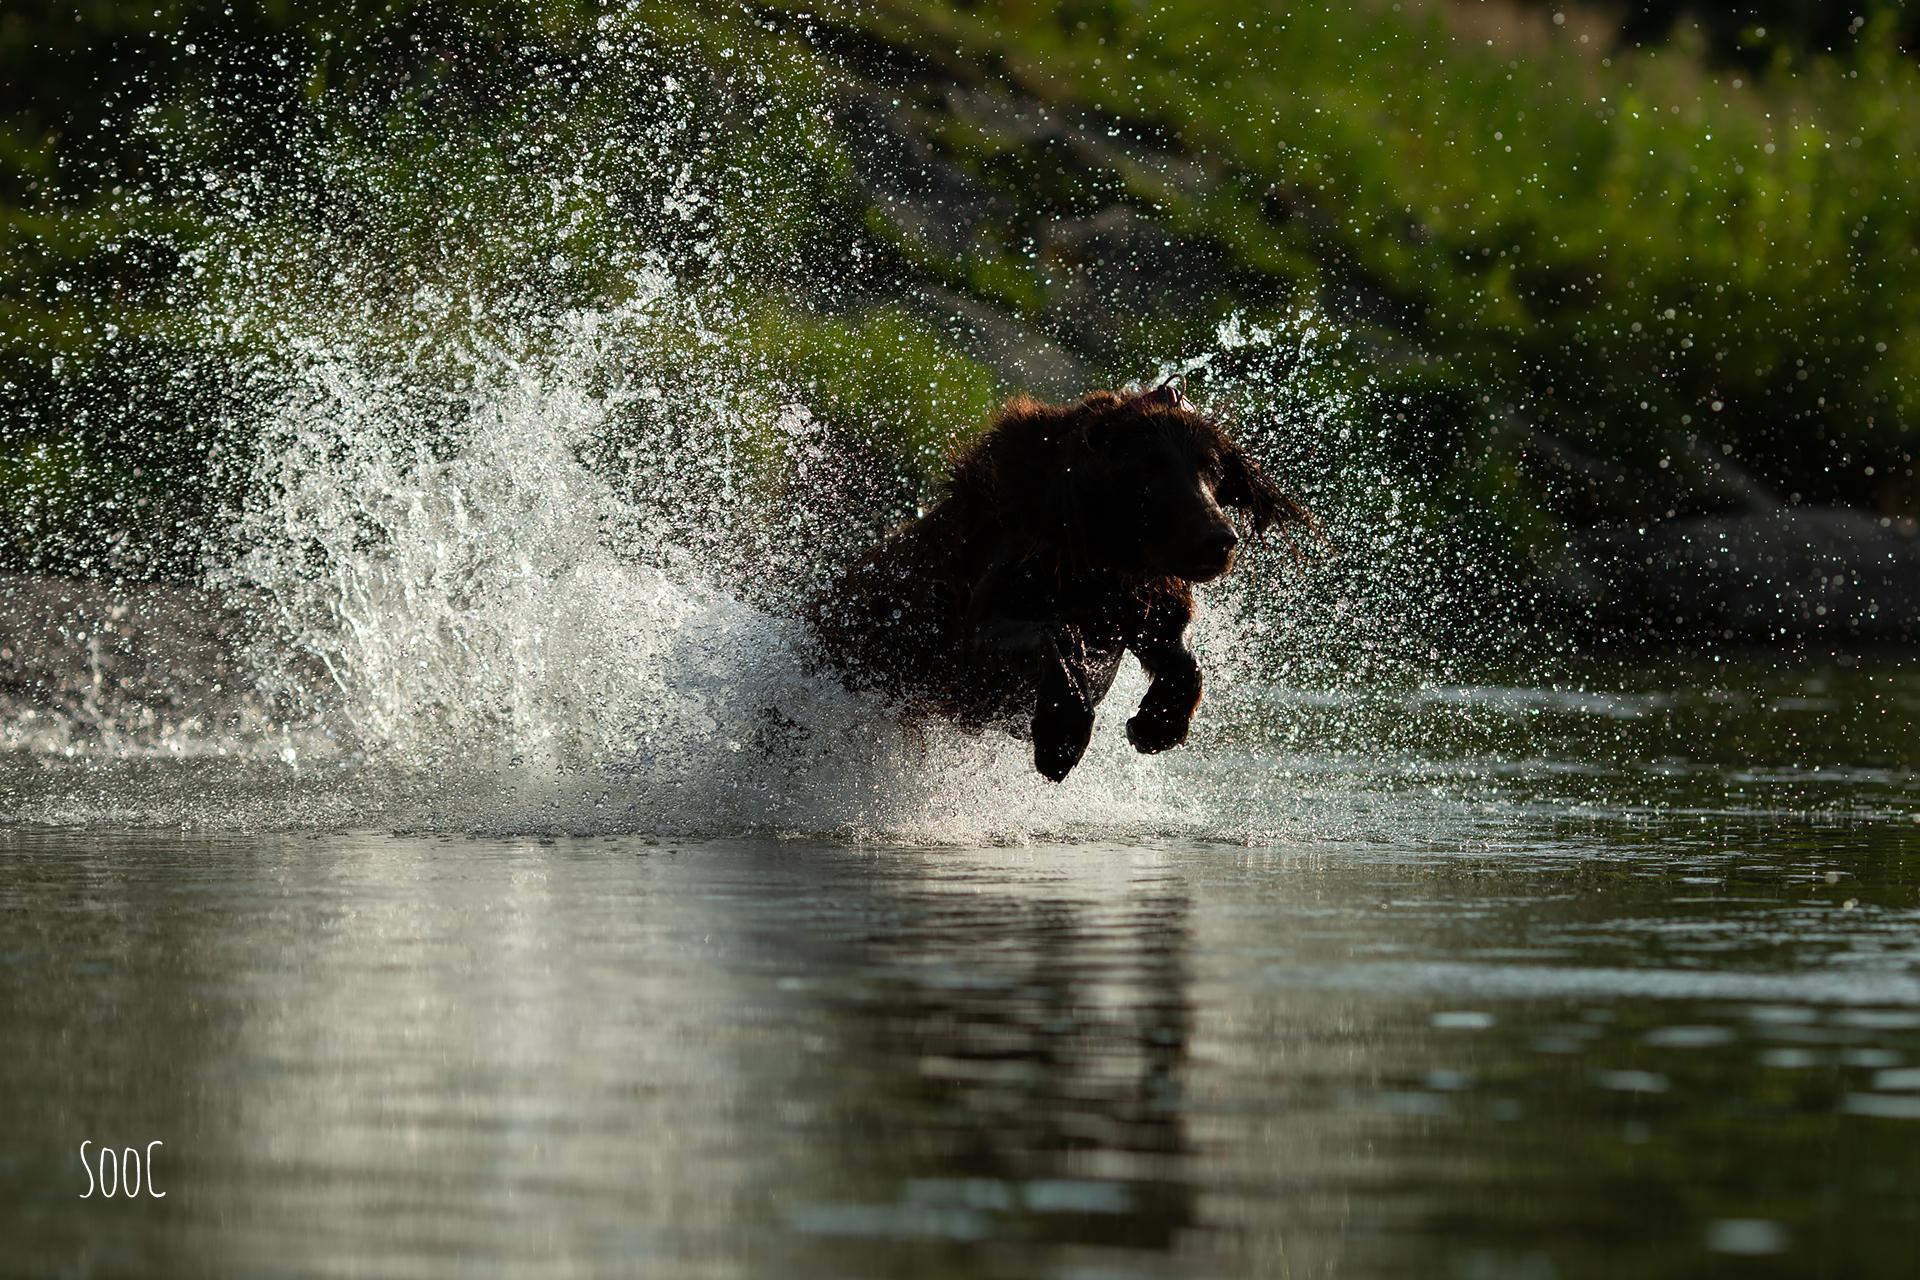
<box><xmin>1034</xmin><ymin>743</ymin><xmax>1079</xmax><ymax>782</ymax></box>
<box><xmin>1126</xmin><ymin>709</ymin><xmax>1189</xmax><ymax>755</ymax></box>
<box><xmin>1033</xmin><ymin>701</ymin><xmax>1094</xmax><ymax>782</ymax></box>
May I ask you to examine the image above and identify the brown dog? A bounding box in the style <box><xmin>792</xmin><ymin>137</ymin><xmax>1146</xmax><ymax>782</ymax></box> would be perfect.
<box><xmin>805</xmin><ymin>381</ymin><xmax>1309</xmax><ymax>781</ymax></box>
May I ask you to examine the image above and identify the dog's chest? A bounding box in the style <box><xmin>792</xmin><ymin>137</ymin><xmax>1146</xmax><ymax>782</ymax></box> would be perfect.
<box><xmin>980</xmin><ymin>560</ymin><xmax>1143</xmax><ymax>637</ymax></box>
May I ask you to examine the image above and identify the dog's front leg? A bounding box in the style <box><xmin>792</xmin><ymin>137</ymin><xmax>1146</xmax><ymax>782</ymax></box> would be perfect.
<box><xmin>1127</xmin><ymin>594</ymin><xmax>1202</xmax><ymax>755</ymax></box>
<box><xmin>1033</xmin><ymin>628</ymin><xmax>1097</xmax><ymax>782</ymax></box>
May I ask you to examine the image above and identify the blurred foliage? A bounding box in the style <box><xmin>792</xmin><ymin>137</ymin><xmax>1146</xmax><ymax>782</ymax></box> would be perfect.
<box><xmin>1553</xmin><ymin>2</ymin><xmax>1919</xmax><ymax>63</ymax></box>
<box><xmin>1</xmin><ymin>0</ymin><xmax>1916</xmax><ymax>580</ymax></box>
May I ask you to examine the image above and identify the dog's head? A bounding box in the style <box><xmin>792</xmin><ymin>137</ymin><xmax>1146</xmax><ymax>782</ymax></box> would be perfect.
<box><xmin>1055</xmin><ymin>382</ymin><xmax>1305</xmax><ymax>582</ymax></box>
<box><xmin>953</xmin><ymin>382</ymin><xmax>1309</xmax><ymax>582</ymax></box>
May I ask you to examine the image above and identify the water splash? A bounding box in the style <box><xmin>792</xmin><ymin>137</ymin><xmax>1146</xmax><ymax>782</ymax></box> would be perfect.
<box><xmin>206</xmin><ymin>283</ymin><xmax>1401</xmax><ymax>842</ymax></box>
<box><xmin>2</xmin><ymin>6</ymin><xmax>1529</xmax><ymax>841</ymax></box>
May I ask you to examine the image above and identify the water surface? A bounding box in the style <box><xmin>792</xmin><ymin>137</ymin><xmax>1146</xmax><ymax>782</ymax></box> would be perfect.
<box><xmin>5</xmin><ymin>665</ymin><xmax>1918</xmax><ymax>1277</ymax></box>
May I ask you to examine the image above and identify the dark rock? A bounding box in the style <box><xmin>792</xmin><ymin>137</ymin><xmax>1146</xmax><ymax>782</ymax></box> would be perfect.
<box><xmin>840</xmin><ymin>80</ymin><xmax>1241</xmax><ymax>367</ymax></box>
<box><xmin>0</xmin><ymin>573</ymin><xmax>304</xmax><ymax>750</ymax></box>
<box><xmin>939</xmin><ymin>83</ymin><xmax>1212</xmax><ymax>196</ymax></box>
<box><xmin>905</xmin><ymin>284</ymin><xmax>1091</xmax><ymax>399</ymax></box>
<box><xmin>1519</xmin><ymin>425</ymin><xmax>1777</xmax><ymax>527</ymax></box>
<box><xmin>838</xmin><ymin>93</ymin><xmax>1016</xmax><ymax>262</ymax></box>
<box><xmin>1553</xmin><ymin>508</ymin><xmax>1920</xmax><ymax>645</ymax></box>
<box><xmin>1038</xmin><ymin>205</ymin><xmax>1232</xmax><ymax>358</ymax></box>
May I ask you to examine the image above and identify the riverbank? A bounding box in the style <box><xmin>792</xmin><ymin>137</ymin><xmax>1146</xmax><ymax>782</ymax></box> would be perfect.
<box><xmin>4</xmin><ymin>2</ymin><xmax>1915</xmax><ymax>598</ymax></box>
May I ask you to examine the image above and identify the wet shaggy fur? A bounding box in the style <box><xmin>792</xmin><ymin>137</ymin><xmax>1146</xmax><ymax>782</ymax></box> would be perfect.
<box><xmin>805</xmin><ymin>384</ymin><xmax>1309</xmax><ymax>782</ymax></box>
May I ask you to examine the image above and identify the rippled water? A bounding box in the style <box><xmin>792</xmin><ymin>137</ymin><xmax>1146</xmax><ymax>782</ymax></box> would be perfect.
<box><xmin>4</xmin><ymin>661</ymin><xmax>1918</xmax><ymax>1278</ymax></box>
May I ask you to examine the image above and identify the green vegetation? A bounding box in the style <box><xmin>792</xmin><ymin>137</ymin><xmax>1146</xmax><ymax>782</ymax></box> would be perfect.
<box><xmin>804</xmin><ymin>1</ymin><xmax>1917</xmax><ymax>509</ymax></box>
<box><xmin>2</xmin><ymin>0</ymin><xmax>1916</xmax><ymax>580</ymax></box>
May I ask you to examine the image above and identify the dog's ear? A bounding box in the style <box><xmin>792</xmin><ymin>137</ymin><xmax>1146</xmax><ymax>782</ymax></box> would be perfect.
<box><xmin>1218</xmin><ymin>444</ymin><xmax>1299</xmax><ymax>539</ymax></box>
<box><xmin>1137</xmin><ymin>377</ymin><xmax>1195</xmax><ymax>413</ymax></box>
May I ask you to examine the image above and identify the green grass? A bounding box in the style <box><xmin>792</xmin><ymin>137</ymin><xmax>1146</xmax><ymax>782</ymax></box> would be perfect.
<box><xmin>1</xmin><ymin>0</ymin><xmax>1915</xmax><ymax>578</ymax></box>
<box><xmin>784</xmin><ymin>0</ymin><xmax>1917</xmax><ymax>503</ymax></box>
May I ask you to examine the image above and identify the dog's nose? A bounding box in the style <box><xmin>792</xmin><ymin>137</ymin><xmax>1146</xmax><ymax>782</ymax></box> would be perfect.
<box><xmin>1199</xmin><ymin>525</ymin><xmax>1238</xmax><ymax>562</ymax></box>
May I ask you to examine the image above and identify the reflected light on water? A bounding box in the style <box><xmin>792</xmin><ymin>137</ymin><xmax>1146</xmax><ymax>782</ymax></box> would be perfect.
<box><xmin>4</xmin><ymin>822</ymin><xmax>1917</xmax><ymax>1277</ymax></box>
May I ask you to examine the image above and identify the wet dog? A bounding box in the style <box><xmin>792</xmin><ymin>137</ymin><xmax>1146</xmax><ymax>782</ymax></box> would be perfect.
<box><xmin>805</xmin><ymin>380</ymin><xmax>1309</xmax><ymax>782</ymax></box>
